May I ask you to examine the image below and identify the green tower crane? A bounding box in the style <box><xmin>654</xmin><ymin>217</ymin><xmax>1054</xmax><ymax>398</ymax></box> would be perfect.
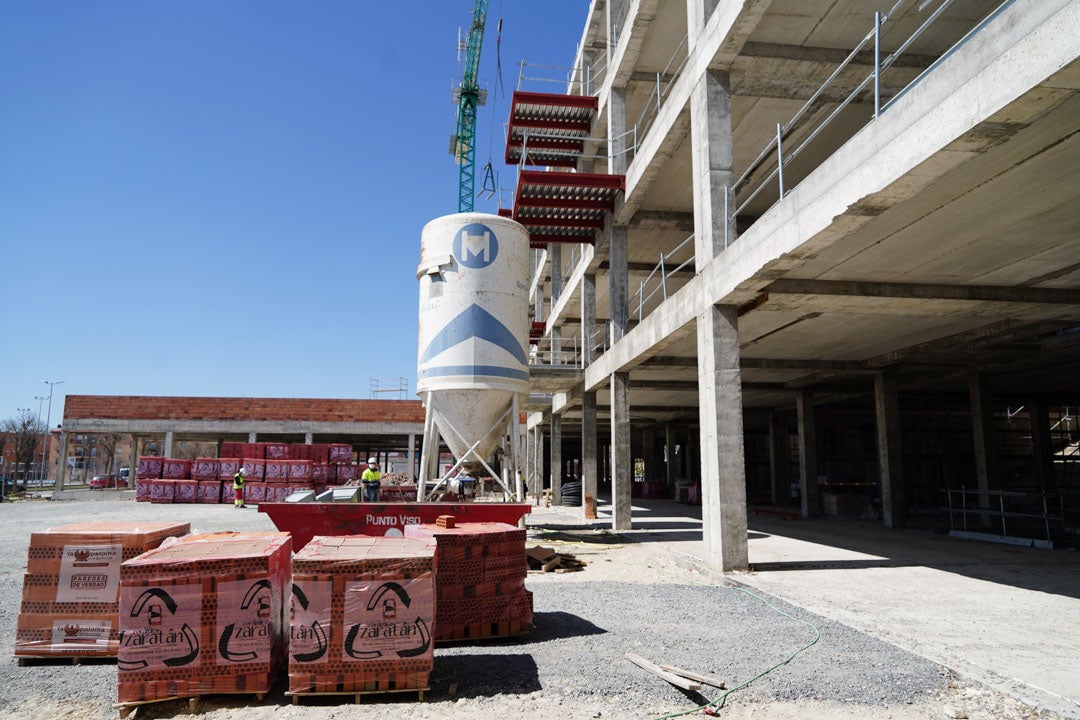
<box><xmin>451</xmin><ymin>0</ymin><xmax>489</xmax><ymax>213</ymax></box>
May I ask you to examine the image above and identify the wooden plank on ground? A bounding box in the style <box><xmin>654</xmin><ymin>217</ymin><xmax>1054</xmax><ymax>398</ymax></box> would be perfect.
<box><xmin>624</xmin><ymin>653</ymin><xmax>702</xmax><ymax>692</ymax></box>
<box><xmin>659</xmin><ymin>664</ymin><xmax>726</xmax><ymax>689</ymax></box>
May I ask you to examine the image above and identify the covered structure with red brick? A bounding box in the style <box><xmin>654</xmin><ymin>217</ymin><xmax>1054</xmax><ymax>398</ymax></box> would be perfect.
<box><xmin>57</xmin><ymin>396</ymin><xmax>425</xmax><ymax>490</ymax></box>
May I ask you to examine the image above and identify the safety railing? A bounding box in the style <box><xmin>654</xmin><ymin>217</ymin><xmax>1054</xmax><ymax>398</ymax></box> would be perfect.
<box><xmin>529</xmin><ymin>332</ymin><xmax>582</xmax><ymax>369</ymax></box>
<box><xmin>628</xmin><ymin>233</ymin><xmax>695</xmax><ymax>323</ymax></box>
<box><xmin>622</xmin><ymin>33</ymin><xmax>689</xmax><ymax>164</ymax></box>
<box><xmin>516</xmin><ymin>130</ymin><xmax>613</xmax><ymax>170</ymax></box>
<box><xmin>725</xmin><ymin>0</ymin><xmax>1014</xmax><ymax>248</ymax></box>
<box><xmin>947</xmin><ymin>487</ymin><xmax>1063</xmax><ymax>547</ymax></box>
<box><xmin>518</xmin><ymin>57</ymin><xmax>608</xmax><ymax>97</ymax></box>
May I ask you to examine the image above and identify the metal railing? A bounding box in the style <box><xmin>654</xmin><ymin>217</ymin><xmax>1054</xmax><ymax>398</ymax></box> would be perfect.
<box><xmin>628</xmin><ymin>233</ymin><xmax>695</xmax><ymax>323</ymax></box>
<box><xmin>947</xmin><ymin>487</ymin><xmax>1063</xmax><ymax>547</ymax></box>
<box><xmin>622</xmin><ymin>34</ymin><xmax>689</xmax><ymax>165</ymax></box>
<box><xmin>725</xmin><ymin>0</ymin><xmax>1014</xmax><ymax>248</ymax></box>
<box><xmin>529</xmin><ymin>333</ymin><xmax>582</xmax><ymax>368</ymax></box>
<box><xmin>518</xmin><ymin>57</ymin><xmax>608</xmax><ymax>97</ymax></box>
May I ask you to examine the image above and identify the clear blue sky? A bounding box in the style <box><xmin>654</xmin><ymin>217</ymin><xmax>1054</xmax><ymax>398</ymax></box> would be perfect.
<box><xmin>0</xmin><ymin>1</ymin><xmax>588</xmax><ymax>426</ymax></box>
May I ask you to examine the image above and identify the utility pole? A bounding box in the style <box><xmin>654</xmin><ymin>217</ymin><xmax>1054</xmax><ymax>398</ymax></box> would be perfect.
<box><xmin>41</xmin><ymin>380</ymin><xmax>64</xmax><ymax>485</ymax></box>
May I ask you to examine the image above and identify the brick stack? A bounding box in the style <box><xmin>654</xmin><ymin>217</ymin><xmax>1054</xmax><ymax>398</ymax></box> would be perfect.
<box><xmin>117</xmin><ymin>532</ymin><xmax>291</xmax><ymax>704</ymax></box>
<box><xmin>288</xmin><ymin>536</ymin><xmax>434</xmax><ymax>695</ymax></box>
<box><xmin>403</xmin><ymin>521</ymin><xmax>532</xmax><ymax>642</ymax></box>
<box><xmin>15</xmin><ymin>521</ymin><xmax>190</xmax><ymax>658</ymax></box>
<box><xmin>135</xmin><ymin>443</ymin><xmax>358</xmax><ymax>503</ymax></box>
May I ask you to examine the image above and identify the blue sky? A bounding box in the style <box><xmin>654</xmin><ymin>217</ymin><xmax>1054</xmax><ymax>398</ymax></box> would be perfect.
<box><xmin>0</xmin><ymin>1</ymin><xmax>588</xmax><ymax>425</ymax></box>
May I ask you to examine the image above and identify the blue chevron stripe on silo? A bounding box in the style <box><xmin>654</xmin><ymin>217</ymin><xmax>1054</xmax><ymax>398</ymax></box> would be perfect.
<box><xmin>420</xmin><ymin>303</ymin><xmax>527</xmax><ymax>365</ymax></box>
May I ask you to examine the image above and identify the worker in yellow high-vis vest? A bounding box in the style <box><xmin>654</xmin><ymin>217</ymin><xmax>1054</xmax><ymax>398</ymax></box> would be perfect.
<box><xmin>233</xmin><ymin>467</ymin><xmax>246</xmax><ymax>508</ymax></box>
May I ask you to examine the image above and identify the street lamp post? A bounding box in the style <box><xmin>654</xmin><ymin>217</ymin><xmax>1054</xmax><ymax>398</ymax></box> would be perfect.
<box><xmin>41</xmin><ymin>380</ymin><xmax>65</xmax><ymax>486</ymax></box>
<box><xmin>34</xmin><ymin>396</ymin><xmax>47</xmax><ymax>483</ymax></box>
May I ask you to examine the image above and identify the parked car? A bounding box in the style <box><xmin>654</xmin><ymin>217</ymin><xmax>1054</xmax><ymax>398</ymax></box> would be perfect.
<box><xmin>2</xmin><ymin>477</ymin><xmax>27</xmax><ymax>494</ymax></box>
<box><xmin>88</xmin><ymin>474</ymin><xmax>128</xmax><ymax>489</ymax></box>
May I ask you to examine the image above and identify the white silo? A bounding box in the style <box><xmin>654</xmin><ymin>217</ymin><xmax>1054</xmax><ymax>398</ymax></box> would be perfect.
<box><xmin>416</xmin><ymin>213</ymin><xmax>530</xmax><ymax>497</ymax></box>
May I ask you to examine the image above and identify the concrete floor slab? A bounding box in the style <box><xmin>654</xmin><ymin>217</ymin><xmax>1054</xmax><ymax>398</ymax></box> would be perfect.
<box><xmin>529</xmin><ymin>497</ymin><xmax>1080</xmax><ymax>719</ymax></box>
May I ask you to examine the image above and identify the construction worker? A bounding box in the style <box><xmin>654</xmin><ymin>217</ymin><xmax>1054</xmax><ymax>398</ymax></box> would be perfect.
<box><xmin>361</xmin><ymin>458</ymin><xmax>381</xmax><ymax>502</ymax></box>
<box><xmin>233</xmin><ymin>467</ymin><xmax>246</xmax><ymax>508</ymax></box>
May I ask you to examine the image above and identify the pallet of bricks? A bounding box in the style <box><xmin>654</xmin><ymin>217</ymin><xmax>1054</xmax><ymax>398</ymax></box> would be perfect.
<box><xmin>404</xmin><ymin>517</ymin><xmax>532</xmax><ymax>642</ymax></box>
<box><xmin>287</xmin><ymin>535</ymin><xmax>435</xmax><ymax>703</ymax></box>
<box><xmin>116</xmin><ymin>532</ymin><xmax>291</xmax><ymax>713</ymax></box>
<box><xmin>135</xmin><ymin>441</ymin><xmax>352</xmax><ymax>504</ymax></box>
<box><xmin>15</xmin><ymin>521</ymin><xmax>190</xmax><ymax>661</ymax></box>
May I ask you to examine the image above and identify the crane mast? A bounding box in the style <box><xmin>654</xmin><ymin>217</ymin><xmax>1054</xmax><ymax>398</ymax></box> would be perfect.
<box><xmin>452</xmin><ymin>0</ymin><xmax>489</xmax><ymax>212</ymax></box>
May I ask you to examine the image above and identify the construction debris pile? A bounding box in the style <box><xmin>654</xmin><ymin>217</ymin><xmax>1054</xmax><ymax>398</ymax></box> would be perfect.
<box><xmin>526</xmin><ymin>545</ymin><xmax>586</xmax><ymax>573</ymax></box>
<box><xmin>15</xmin><ymin>521</ymin><xmax>190</xmax><ymax>658</ymax></box>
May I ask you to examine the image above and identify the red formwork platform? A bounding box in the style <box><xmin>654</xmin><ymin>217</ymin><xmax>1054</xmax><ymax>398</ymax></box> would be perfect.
<box><xmin>513</xmin><ymin>170</ymin><xmax>625</xmax><ymax>249</ymax></box>
<box><xmin>505</xmin><ymin>91</ymin><xmax>598</xmax><ymax>168</ymax></box>
<box><xmin>258</xmin><ymin>503</ymin><xmax>532</xmax><ymax>551</ymax></box>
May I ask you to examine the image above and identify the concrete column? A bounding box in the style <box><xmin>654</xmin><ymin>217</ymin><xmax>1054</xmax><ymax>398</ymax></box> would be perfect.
<box><xmin>611</xmin><ymin>372</ymin><xmax>632</xmax><ymax>531</ymax></box>
<box><xmin>523</xmin><ymin>427</ymin><xmax>532</xmax><ymax>498</ymax></box>
<box><xmin>56</xmin><ymin>430</ymin><xmax>69</xmax><ymax>491</ymax></box>
<box><xmin>550</xmin><ymin>415</ymin><xmax>563</xmax><ymax>505</ymax></box>
<box><xmin>768</xmin><ymin>413</ymin><xmax>789</xmax><ymax>506</ymax></box>
<box><xmin>875</xmin><ymin>373</ymin><xmax>907</xmax><ymax>529</ymax></box>
<box><xmin>606</xmin><ymin>0</ymin><xmax>627</xmax><ymax>64</ymax></box>
<box><xmin>581</xmin><ymin>273</ymin><xmax>596</xmax><ymax>366</ymax></box>
<box><xmin>407</xmin><ymin>433</ymin><xmax>417</xmax><ymax>479</ymax></box>
<box><xmin>690</xmin><ymin>68</ymin><xmax>735</xmax><ymax>266</ymax></box>
<box><xmin>163</xmin><ymin>431</ymin><xmax>174</xmax><ymax>459</ymax></box>
<box><xmin>1030</xmin><ymin>399</ymin><xmax>1054</xmax><ymax>491</ymax></box>
<box><xmin>128</xmin><ymin>434</ymin><xmax>138</xmax><ymax>486</ymax></box>
<box><xmin>796</xmin><ymin>390</ymin><xmax>820</xmax><ymax>518</ymax></box>
<box><xmin>696</xmin><ymin>303</ymin><xmax>748</xmax><ymax>572</ymax></box>
<box><xmin>969</xmin><ymin>373</ymin><xmax>999</xmax><ymax>494</ymax></box>
<box><xmin>535</xmin><ymin>427</ymin><xmax>545</xmax><ymax>498</ymax></box>
<box><xmin>248</xmin><ymin>432</ymin><xmax>257</xmax><ymax>443</ymax></box>
<box><xmin>610</xmin><ymin>226</ymin><xmax>629</xmax><ymax>341</ymax></box>
<box><xmin>304</xmin><ymin>432</ymin><xmax>313</xmax><ymax>444</ymax></box>
<box><xmin>665</xmin><ymin>424</ymin><xmax>678</xmax><ymax>486</ymax></box>
<box><xmin>608</xmin><ymin>88</ymin><xmax>628</xmax><ymax>176</ymax></box>
<box><xmin>582</xmin><ymin>391</ymin><xmax>598</xmax><ymax>517</ymax></box>
<box><xmin>686</xmin><ymin>0</ymin><xmax>719</xmax><ymax>48</ymax></box>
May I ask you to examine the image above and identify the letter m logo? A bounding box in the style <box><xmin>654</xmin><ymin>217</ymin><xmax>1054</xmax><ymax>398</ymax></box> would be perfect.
<box><xmin>454</xmin><ymin>222</ymin><xmax>499</xmax><ymax>269</ymax></box>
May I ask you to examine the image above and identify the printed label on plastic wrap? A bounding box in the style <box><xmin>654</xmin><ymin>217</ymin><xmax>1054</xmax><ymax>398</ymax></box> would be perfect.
<box><xmin>216</xmin><ymin>578</ymin><xmax>277</xmax><ymax>664</ymax></box>
<box><xmin>118</xmin><ymin>583</ymin><xmax>202</xmax><ymax>671</ymax></box>
<box><xmin>57</xmin><ymin>544</ymin><xmax>122</xmax><ymax>603</ymax></box>
<box><xmin>289</xmin><ymin>579</ymin><xmax>331</xmax><ymax>664</ymax></box>
<box><xmin>342</xmin><ymin>577</ymin><xmax>433</xmax><ymax>661</ymax></box>
<box><xmin>50</xmin><ymin>619</ymin><xmax>112</xmax><ymax>648</ymax></box>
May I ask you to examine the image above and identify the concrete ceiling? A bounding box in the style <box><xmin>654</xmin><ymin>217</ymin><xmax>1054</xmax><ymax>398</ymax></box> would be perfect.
<box><xmin>536</xmin><ymin>0</ymin><xmax>1080</xmax><ymax>428</ymax></box>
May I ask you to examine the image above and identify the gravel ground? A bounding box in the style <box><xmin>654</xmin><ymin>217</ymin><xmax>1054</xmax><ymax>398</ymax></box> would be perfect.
<box><xmin>0</xmin><ymin>497</ymin><xmax>1063</xmax><ymax>720</ymax></box>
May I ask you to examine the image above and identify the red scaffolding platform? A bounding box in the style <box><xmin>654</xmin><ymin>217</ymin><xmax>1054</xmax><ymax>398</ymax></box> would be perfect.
<box><xmin>513</xmin><ymin>170</ymin><xmax>625</xmax><ymax>248</ymax></box>
<box><xmin>505</xmin><ymin>91</ymin><xmax>598</xmax><ymax>168</ymax></box>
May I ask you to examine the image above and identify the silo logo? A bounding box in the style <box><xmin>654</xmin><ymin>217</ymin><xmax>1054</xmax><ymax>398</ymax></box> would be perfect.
<box><xmin>453</xmin><ymin>223</ymin><xmax>498</xmax><ymax>269</ymax></box>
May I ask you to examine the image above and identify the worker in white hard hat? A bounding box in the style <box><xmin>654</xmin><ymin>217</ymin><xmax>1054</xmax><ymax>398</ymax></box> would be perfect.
<box><xmin>361</xmin><ymin>458</ymin><xmax>381</xmax><ymax>502</ymax></box>
<box><xmin>233</xmin><ymin>467</ymin><xmax>247</xmax><ymax>508</ymax></box>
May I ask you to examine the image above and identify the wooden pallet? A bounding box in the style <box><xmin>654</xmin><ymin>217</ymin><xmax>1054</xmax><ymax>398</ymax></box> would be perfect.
<box><xmin>285</xmin><ymin>687</ymin><xmax>428</xmax><ymax>704</ymax></box>
<box><xmin>113</xmin><ymin>692</ymin><xmax>265</xmax><ymax>719</ymax></box>
<box><xmin>16</xmin><ymin>654</ymin><xmax>113</xmax><ymax>666</ymax></box>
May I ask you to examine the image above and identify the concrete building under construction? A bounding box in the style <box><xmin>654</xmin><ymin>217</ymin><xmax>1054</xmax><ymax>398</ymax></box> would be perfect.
<box><xmin>514</xmin><ymin>0</ymin><xmax>1080</xmax><ymax>571</ymax></box>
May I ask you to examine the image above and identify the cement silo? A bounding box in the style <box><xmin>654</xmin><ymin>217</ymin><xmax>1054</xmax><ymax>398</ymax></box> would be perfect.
<box><xmin>416</xmin><ymin>213</ymin><xmax>530</xmax><ymax>498</ymax></box>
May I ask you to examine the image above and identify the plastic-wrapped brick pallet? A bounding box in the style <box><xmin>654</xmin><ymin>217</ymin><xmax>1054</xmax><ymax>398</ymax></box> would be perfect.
<box><xmin>117</xmin><ymin>532</ymin><xmax>291</xmax><ymax>704</ymax></box>
<box><xmin>287</xmin><ymin>535</ymin><xmax>435</xmax><ymax>696</ymax></box>
<box><xmin>403</xmin><ymin>521</ymin><xmax>532</xmax><ymax>642</ymax></box>
<box><xmin>15</xmin><ymin>521</ymin><xmax>190</xmax><ymax>658</ymax></box>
